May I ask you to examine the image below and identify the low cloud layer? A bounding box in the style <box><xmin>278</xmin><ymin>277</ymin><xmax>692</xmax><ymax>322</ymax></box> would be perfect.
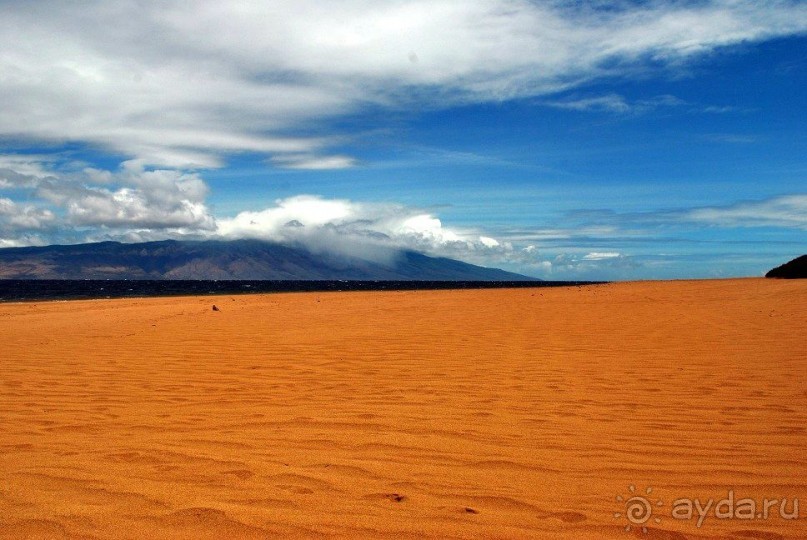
<box><xmin>0</xmin><ymin>154</ymin><xmax>804</xmax><ymax>278</ymax></box>
<box><xmin>218</xmin><ymin>195</ymin><xmax>512</xmax><ymax>264</ymax></box>
<box><xmin>555</xmin><ymin>196</ymin><xmax>807</xmax><ymax>232</ymax></box>
<box><xmin>686</xmin><ymin>195</ymin><xmax>807</xmax><ymax>229</ymax></box>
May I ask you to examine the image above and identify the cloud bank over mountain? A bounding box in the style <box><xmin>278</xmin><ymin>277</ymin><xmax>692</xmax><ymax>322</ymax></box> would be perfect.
<box><xmin>1</xmin><ymin>153</ymin><xmax>805</xmax><ymax>279</ymax></box>
<box><xmin>0</xmin><ymin>156</ymin><xmax>513</xmax><ymax>263</ymax></box>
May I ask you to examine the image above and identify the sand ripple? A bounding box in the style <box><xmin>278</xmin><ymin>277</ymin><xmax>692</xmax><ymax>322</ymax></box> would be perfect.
<box><xmin>0</xmin><ymin>279</ymin><xmax>805</xmax><ymax>538</ymax></box>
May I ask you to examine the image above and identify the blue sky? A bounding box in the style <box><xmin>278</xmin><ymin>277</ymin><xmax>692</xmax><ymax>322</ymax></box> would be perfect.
<box><xmin>0</xmin><ymin>1</ymin><xmax>804</xmax><ymax>279</ymax></box>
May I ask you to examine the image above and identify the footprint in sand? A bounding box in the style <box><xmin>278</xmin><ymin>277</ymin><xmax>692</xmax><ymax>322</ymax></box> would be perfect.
<box><xmin>552</xmin><ymin>511</ymin><xmax>586</xmax><ymax>523</ymax></box>
<box><xmin>363</xmin><ymin>492</ymin><xmax>408</xmax><ymax>503</ymax></box>
<box><xmin>222</xmin><ymin>469</ymin><xmax>254</xmax><ymax>480</ymax></box>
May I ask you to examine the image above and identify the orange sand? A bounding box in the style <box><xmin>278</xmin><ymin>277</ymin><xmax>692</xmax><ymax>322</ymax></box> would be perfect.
<box><xmin>0</xmin><ymin>279</ymin><xmax>805</xmax><ymax>539</ymax></box>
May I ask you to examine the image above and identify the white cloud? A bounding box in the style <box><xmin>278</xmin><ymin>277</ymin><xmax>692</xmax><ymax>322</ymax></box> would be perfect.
<box><xmin>686</xmin><ymin>195</ymin><xmax>807</xmax><ymax>229</ymax></box>
<box><xmin>549</xmin><ymin>252</ymin><xmax>640</xmax><ymax>277</ymax></box>
<box><xmin>0</xmin><ymin>156</ymin><xmax>217</xmax><ymax>232</ymax></box>
<box><xmin>583</xmin><ymin>252</ymin><xmax>622</xmax><ymax>260</ymax></box>
<box><xmin>0</xmin><ymin>154</ymin><xmax>61</xmax><ymax>188</ymax></box>
<box><xmin>0</xmin><ymin>1</ymin><xmax>803</xmax><ymax>168</ymax></box>
<box><xmin>0</xmin><ymin>196</ymin><xmax>55</xmax><ymax>253</ymax></box>
<box><xmin>216</xmin><ymin>194</ymin><xmax>508</xmax><ymax>262</ymax></box>
<box><xmin>38</xmin><ymin>166</ymin><xmax>216</xmax><ymax>230</ymax></box>
<box><xmin>0</xmin><ymin>197</ymin><xmax>55</xmax><ymax>230</ymax></box>
<box><xmin>543</xmin><ymin>93</ymin><xmax>688</xmax><ymax>114</ymax></box>
<box><xmin>479</xmin><ymin>236</ymin><xmax>500</xmax><ymax>248</ymax></box>
<box><xmin>540</xmin><ymin>194</ymin><xmax>807</xmax><ymax>232</ymax></box>
<box><xmin>0</xmin><ymin>155</ymin><xmax>57</xmax><ymax>180</ymax></box>
<box><xmin>217</xmin><ymin>196</ymin><xmax>353</xmax><ymax>240</ymax></box>
<box><xmin>545</xmin><ymin>93</ymin><xmax>633</xmax><ymax>113</ymax></box>
<box><xmin>0</xmin><ymin>236</ymin><xmax>47</xmax><ymax>248</ymax></box>
<box><xmin>270</xmin><ymin>154</ymin><xmax>358</xmax><ymax>170</ymax></box>
<box><xmin>1</xmin><ymin>156</ymin><xmax>515</xmax><ymax>259</ymax></box>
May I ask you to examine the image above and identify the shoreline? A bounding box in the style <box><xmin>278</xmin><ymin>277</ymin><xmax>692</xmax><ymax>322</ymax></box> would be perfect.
<box><xmin>0</xmin><ymin>275</ymin><xmax>784</xmax><ymax>304</ymax></box>
<box><xmin>0</xmin><ymin>278</ymin><xmax>603</xmax><ymax>303</ymax></box>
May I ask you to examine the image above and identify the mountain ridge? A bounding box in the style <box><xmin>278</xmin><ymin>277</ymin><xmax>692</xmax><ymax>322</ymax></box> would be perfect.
<box><xmin>0</xmin><ymin>239</ymin><xmax>537</xmax><ymax>281</ymax></box>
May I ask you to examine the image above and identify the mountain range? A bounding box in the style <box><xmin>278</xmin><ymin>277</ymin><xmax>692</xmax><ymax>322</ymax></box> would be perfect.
<box><xmin>0</xmin><ymin>239</ymin><xmax>536</xmax><ymax>281</ymax></box>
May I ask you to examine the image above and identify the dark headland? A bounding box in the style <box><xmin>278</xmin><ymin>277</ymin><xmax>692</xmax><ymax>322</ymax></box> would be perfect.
<box><xmin>765</xmin><ymin>254</ymin><xmax>807</xmax><ymax>279</ymax></box>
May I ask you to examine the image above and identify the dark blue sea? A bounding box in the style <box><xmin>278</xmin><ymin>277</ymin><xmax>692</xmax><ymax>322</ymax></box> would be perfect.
<box><xmin>0</xmin><ymin>280</ymin><xmax>602</xmax><ymax>302</ymax></box>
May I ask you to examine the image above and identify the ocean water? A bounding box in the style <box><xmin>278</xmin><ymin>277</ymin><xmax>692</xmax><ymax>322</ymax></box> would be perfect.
<box><xmin>0</xmin><ymin>280</ymin><xmax>602</xmax><ymax>302</ymax></box>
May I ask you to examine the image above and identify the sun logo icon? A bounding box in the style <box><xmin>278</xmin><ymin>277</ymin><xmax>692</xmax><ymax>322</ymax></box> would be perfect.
<box><xmin>614</xmin><ymin>485</ymin><xmax>663</xmax><ymax>534</ymax></box>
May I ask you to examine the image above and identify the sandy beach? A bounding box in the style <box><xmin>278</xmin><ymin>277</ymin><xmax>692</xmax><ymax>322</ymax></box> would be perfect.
<box><xmin>0</xmin><ymin>278</ymin><xmax>805</xmax><ymax>539</ymax></box>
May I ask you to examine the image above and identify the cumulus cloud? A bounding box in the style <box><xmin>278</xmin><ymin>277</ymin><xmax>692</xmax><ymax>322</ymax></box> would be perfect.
<box><xmin>0</xmin><ymin>155</ymin><xmax>515</xmax><ymax>263</ymax></box>
<box><xmin>0</xmin><ymin>198</ymin><xmax>55</xmax><ymax>230</ymax></box>
<box><xmin>479</xmin><ymin>236</ymin><xmax>500</xmax><ymax>248</ymax></box>
<box><xmin>216</xmin><ymin>194</ymin><xmax>511</xmax><ymax>263</ymax></box>
<box><xmin>36</xmin><ymin>166</ymin><xmax>215</xmax><ymax>230</ymax></box>
<box><xmin>0</xmin><ymin>154</ymin><xmax>61</xmax><ymax>188</ymax></box>
<box><xmin>0</xmin><ymin>155</ymin><xmax>216</xmax><ymax>235</ymax></box>
<box><xmin>0</xmin><ymin>1</ymin><xmax>803</xmax><ymax>168</ymax></box>
<box><xmin>0</xmin><ymin>155</ymin><xmax>55</xmax><ymax>174</ymax></box>
<box><xmin>0</xmin><ymin>197</ymin><xmax>56</xmax><ymax>248</ymax></box>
